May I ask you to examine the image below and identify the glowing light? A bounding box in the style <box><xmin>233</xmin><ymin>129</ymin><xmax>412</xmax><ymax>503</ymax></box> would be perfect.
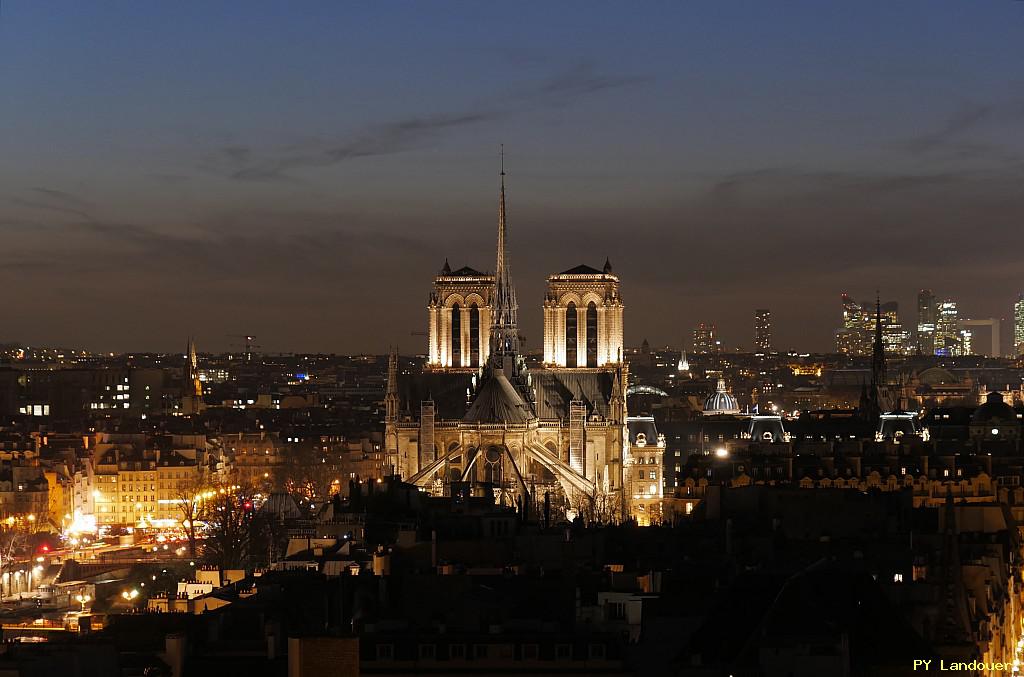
<box><xmin>715</xmin><ymin>447</ymin><xmax>729</xmax><ymax>459</ymax></box>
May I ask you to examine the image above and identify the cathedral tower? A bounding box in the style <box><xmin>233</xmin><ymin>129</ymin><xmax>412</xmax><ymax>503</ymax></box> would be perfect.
<box><xmin>543</xmin><ymin>258</ymin><xmax>624</xmax><ymax>367</ymax></box>
<box><xmin>426</xmin><ymin>264</ymin><xmax>494</xmax><ymax>369</ymax></box>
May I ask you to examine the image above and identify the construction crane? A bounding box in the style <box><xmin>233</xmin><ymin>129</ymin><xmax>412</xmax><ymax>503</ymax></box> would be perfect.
<box><xmin>227</xmin><ymin>334</ymin><xmax>260</xmax><ymax>363</ymax></box>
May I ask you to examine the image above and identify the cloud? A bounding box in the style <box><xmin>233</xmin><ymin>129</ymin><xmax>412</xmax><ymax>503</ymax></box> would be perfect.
<box><xmin>903</xmin><ymin>104</ymin><xmax>993</xmax><ymax>154</ymax></box>
<box><xmin>211</xmin><ymin>62</ymin><xmax>645</xmax><ymax>182</ymax></box>
<box><xmin>9</xmin><ymin>186</ymin><xmax>95</xmax><ymax>221</ymax></box>
<box><xmin>219</xmin><ymin>111</ymin><xmax>500</xmax><ymax>181</ymax></box>
<box><xmin>535</xmin><ymin>63</ymin><xmax>648</xmax><ymax>99</ymax></box>
<box><xmin>898</xmin><ymin>99</ymin><xmax>1024</xmax><ymax>163</ymax></box>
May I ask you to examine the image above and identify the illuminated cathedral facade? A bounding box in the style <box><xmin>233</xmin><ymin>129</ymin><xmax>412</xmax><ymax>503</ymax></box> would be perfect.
<box><xmin>385</xmin><ymin>169</ymin><xmax>641</xmax><ymax>522</ymax></box>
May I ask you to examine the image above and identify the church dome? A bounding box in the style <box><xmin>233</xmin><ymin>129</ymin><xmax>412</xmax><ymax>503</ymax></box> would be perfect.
<box><xmin>704</xmin><ymin>379</ymin><xmax>740</xmax><ymax>415</ymax></box>
<box><xmin>918</xmin><ymin>367</ymin><xmax>958</xmax><ymax>387</ymax></box>
<box><xmin>972</xmin><ymin>391</ymin><xmax>1017</xmax><ymax>424</ymax></box>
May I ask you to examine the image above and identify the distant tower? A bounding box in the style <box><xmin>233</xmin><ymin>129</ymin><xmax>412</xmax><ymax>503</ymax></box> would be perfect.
<box><xmin>384</xmin><ymin>347</ymin><xmax>400</xmax><ymax>473</ymax></box>
<box><xmin>754</xmin><ymin>309</ymin><xmax>772</xmax><ymax>353</ymax></box>
<box><xmin>677</xmin><ymin>348</ymin><xmax>689</xmax><ymax>373</ymax></box>
<box><xmin>917</xmin><ymin>289</ymin><xmax>937</xmax><ymax>355</ymax></box>
<box><xmin>1015</xmin><ymin>294</ymin><xmax>1024</xmax><ymax>357</ymax></box>
<box><xmin>186</xmin><ymin>337</ymin><xmax>202</xmax><ymax>398</ymax></box>
<box><xmin>385</xmin><ymin>347</ymin><xmax>399</xmax><ymax>423</ymax></box>
<box><xmin>693</xmin><ymin>323</ymin><xmax>719</xmax><ymax>354</ymax></box>
<box><xmin>868</xmin><ymin>295</ymin><xmax>886</xmax><ymax>416</ymax></box>
<box><xmin>182</xmin><ymin>337</ymin><xmax>204</xmax><ymax>414</ymax></box>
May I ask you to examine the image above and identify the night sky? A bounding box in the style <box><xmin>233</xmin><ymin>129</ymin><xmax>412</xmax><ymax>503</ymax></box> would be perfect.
<box><xmin>3</xmin><ymin>2</ymin><xmax>1024</xmax><ymax>354</ymax></box>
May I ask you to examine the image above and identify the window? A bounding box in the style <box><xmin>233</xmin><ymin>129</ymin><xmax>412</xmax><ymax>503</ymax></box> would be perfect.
<box><xmin>449</xmin><ymin>644</ymin><xmax>466</xmax><ymax>660</ymax></box>
<box><xmin>586</xmin><ymin>302</ymin><xmax>598</xmax><ymax>367</ymax></box>
<box><xmin>522</xmin><ymin>643</ymin><xmax>539</xmax><ymax>661</ymax></box>
<box><xmin>376</xmin><ymin>644</ymin><xmax>394</xmax><ymax>661</ymax></box>
<box><xmin>473</xmin><ymin>644</ymin><xmax>489</xmax><ymax>659</ymax></box>
<box><xmin>469</xmin><ymin>303</ymin><xmax>480</xmax><ymax>367</ymax></box>
<box><xmin>588</xmin><ymin>643</ymin><xmax>606</xmax><ymax>660</ymax></box>
<box><xmin>565</xmin><ymin>302</ymin><xmax>578</xmax><ymax>366</ymax></box>
<box><xmin>555</xmin><ymin>644</ymin><xmax>572</xmax><ymax>661</ymax></box>
<box><xmin>451</xmin><ymin>303</ymin><xmax>462</xmax><ymax>367</ymax></box>
<box><xmin>418</xmin><ymin>644</ymin><xmax>436</xmax><ymax>660</ymax></box>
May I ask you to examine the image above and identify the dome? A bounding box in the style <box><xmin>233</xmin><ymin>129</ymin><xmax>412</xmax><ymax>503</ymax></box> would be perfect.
<box><xmin>918</xmin><ymin>367</ymin><xmax>959</xmax><ymax>387</ymax></box>
<box><xmin>704</xmin><ymin>379</ymin><xmax>740</xmax><ymax>415</ymax></box>
<box><xmin>972</xmin><ymin>391</ymin><xmax>1016</xmax><ymax>424</ymax></box>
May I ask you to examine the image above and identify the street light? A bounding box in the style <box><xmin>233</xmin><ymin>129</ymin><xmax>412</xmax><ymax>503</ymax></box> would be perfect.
<box><xmin>75</xmin><ymin>593</ymin><xmax>91</xmax><ymax>612</ymax></box>
<box><xmin>121</xmin><ymin>589</ymin><xmax>139</xmax><ymax>601</ymax></box>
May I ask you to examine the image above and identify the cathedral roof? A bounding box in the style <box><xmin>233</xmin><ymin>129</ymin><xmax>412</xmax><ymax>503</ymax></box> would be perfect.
<box><xmin>449</xmin><ymin>265</ymin><xmax>487</xmax><ymax>277</ymax></box>
<box><xmin>400</xmin><ymin>371</ymin><xmax>474</xmax><ymax>420</ymax></box>
<box><xmin>559</xmin><ymin>264</ymin><xmax>604</xmax><ymax>275</ymax></box>
<box><xmin>463</xmin><ymin>371</ymin><xmax>535</xmax><ymax>424</ymax></box>
<box><xmin>532</xmin><ymin>370</ymin><xmax>616</xmax><ymax>420</ymax></box>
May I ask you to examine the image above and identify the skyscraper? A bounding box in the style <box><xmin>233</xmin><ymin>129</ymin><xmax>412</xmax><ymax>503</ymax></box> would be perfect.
<box><xmin>934</xmin><ymin>299</ymin><xmax>963</xmax><ymax>356</ymax></box>
<box><xmin>693</xmin><ymin>323</ymin><xmax>720</xmax><ymax>354</ymax></box>
<box><xmin>1015</xmin><ymin>295</ymin><xmax>1024</xmax><ymax>357</ymax></box>
<box><xmin>917</xmin><ymin>289</ymin><xmax>936</xmax><ymax>355</ymax></box>
<box><xmin>754</xmin><ymin>309</ymin><xmax>771</xmax><ymax>352</ymax></box>
<box><xmin>835</xmin><ymin>294</ymin><xmax>907</xmax><ymax>356</ymax></box>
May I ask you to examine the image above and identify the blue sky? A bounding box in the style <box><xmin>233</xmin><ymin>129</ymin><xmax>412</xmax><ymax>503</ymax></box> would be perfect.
<box><xmin>2</xmin><ymin>1</ymin><xmax>1024</xmax><ymax>352</ymax></box>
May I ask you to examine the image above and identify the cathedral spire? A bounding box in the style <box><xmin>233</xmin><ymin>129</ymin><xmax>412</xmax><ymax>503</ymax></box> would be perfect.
<box><xmin>490</xmin><ymin>145</ymin><xmax>520</xmax><ymax>362</ymax></box>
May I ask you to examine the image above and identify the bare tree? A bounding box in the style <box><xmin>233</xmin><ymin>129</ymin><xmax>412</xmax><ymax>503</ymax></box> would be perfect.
<box><xmin>202</xmin><ymin>486</ymin><xmax>257</xmax><ymax>570</ymax></box>
<box><xmin>0</xmin><ymin>521</ymin><xmax>28</xmax><ymax>596</ymax></box>
<box><xmin>274</xmin><ymin>443</ymin><xmax>342</xmax><ymax>506</ymax></box>
<box><xmin>568</xmin><ymin>487</ymin><xmax>625</xmax><ymax>526</ymax></box>
<box><xmin>174</xmin><ymin>477</ymin><xmax>208</xmax><ymax>560</ymax></box>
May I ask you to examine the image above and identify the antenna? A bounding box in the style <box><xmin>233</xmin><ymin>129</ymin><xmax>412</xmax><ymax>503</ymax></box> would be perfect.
<box><xmin>500</xmin><ymin>143</ymin><xmax>505</xmax><ymax>176</ymax></box>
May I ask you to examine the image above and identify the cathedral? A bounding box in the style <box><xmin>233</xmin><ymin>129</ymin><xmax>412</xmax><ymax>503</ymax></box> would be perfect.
<box><xmin>385</xmin><ymin>168</ymin><xmax>632</xmax><ymax>521</ymax></box>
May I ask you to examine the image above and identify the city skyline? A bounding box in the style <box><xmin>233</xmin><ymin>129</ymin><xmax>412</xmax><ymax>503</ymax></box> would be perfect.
<box><xmin>3</xmin><ymin>2</ymin><xmax>1024</xmax><ymax>353</ymax></box>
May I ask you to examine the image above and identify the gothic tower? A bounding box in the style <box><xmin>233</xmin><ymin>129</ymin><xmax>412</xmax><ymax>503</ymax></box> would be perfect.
<box><xmin>181</xmin><ymin>337</ymin><xmax>204</xmax><ymax>414</ymax></box>
<box><xmin>542</xmin><ymin>257</ymin><xmax>624</xmax><ymax>367</ymax></box>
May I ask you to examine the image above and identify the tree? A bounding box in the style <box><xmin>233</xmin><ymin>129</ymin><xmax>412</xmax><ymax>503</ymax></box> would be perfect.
<box><xmin>174</xmin><ymin>475</ymin><xmax>210</xmax><ymax>560</ymax></box>
<box><xmin>274</xmin><ymin>442</ymin><xmax>342</xmax><ymax>507</ymax></box>
<box><xmin>0</xmin><ymin>520</ymin><xmax>28</xmax><ymax>597</ymax></box>
<box><xmin>202</xmin><ymin>486</ymin><xmax>257</xmax><ymax>570</ymax></box>
<box><xmin>568</xmin><ymin>486</ymin><xmax>624</xmax><ymax>526</ymax></box>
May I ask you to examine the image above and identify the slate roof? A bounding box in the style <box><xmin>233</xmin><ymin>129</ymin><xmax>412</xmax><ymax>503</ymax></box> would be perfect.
<box><xmin>532</xmin><ymin>370</ymin><xmax>615</xmax><ymax>420</ymax></box>
<box><xmin>399</xmin><ymin>371</ymin><xmax>475</xmax><ymax>420</ymax></box>
<box><xmin>450</xmin><ymin>266</ymin><xmax>487</xmax><ymax>277</ymax></box>
<box><xmin>559</xmin><ymin>264</ymin><xmax>603</xmax><ymax>275</ymax></box>
<box><xmin>462</xmin><ymin>372</ymin><xmax>535</xmax><ymax>424</ymax></box>
<box><xmin>401</xmin><ymin>369</ymin><xmax>616</xmax><ymax>423</ymax></box>
<box><xmin>626</xmin><ymin>416</ymin><xmax>659</xmax><ymax>446</ymax></box>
